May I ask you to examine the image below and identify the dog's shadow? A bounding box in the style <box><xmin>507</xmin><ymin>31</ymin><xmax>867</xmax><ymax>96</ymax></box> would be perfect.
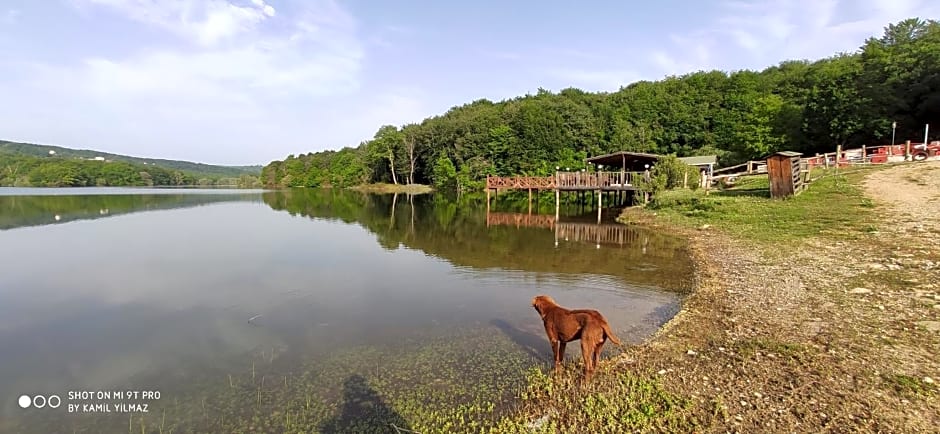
<box><xmin>489</xmin><ymin>318</ymin><xmax>553</xmax><ymax>361</ymax></box>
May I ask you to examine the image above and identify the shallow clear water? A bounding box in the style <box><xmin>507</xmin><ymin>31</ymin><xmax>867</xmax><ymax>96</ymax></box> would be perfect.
<box><xmin>0</xmin><ymin>187</ymin><xmax>693</xmax><ymax>433</ymax></box>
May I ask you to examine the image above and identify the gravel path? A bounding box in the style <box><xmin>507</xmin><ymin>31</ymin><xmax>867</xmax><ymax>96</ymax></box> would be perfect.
<box><xmin>621</xmin><ymin>162</ymin><xmax>940</xmax><ymax>433</ymax></box>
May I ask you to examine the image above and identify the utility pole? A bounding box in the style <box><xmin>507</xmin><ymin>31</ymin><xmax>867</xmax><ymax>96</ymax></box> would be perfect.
<box><xmin>891</xmin><ymin>121</ymin><xmax>897</xmax><ymax>146</ymax></box>
<box><xmin>925</xmin><ymin>124</ymin><xmax>930</xmax><ymax>145</ymax></box>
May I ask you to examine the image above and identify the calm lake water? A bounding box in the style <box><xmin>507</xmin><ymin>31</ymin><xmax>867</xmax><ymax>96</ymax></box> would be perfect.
<box><xmin>0</xmin><ymin>187</ymin><xmax>693</xmax><ymax>433</ymax></box>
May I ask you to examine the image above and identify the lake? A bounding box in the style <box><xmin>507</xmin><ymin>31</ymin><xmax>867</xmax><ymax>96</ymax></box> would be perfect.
<box><xmin>0</xmin><ymin>187</ymin><xmax>693</xmax><ymax>433</ymax></box>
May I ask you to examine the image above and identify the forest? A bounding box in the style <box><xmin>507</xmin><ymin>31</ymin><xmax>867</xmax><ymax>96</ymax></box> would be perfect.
<box><xmin>0</xmin><ymin>152</ymin><xmax>262</xmax><ymax>188</ymax></box>
<box><xmin>0</xmin><ymin>140</ymin><xmax>262</xmax><ymax>178</ymax></box>
<box><xmin>261</xmin><ymin>18</ymin><xmax>940</xmax><ymax>191</ymax></box>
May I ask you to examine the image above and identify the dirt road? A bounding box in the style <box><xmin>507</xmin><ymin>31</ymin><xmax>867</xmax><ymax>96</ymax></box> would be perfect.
<box><xmin>621</xmin><ymin>162</ymin><xmax>940</xmax><ymax>433</ymax></box>
<box><xmin>866</xmin><ymin>160</ymin><xmax>940</xmax><ymax>235</ymax></box>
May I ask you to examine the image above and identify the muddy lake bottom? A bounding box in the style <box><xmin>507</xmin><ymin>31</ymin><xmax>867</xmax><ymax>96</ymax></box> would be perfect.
<box><xmin>0</xmin><ymin>188</ymin><xmax>691</xmax><ymax>432</ymax></box>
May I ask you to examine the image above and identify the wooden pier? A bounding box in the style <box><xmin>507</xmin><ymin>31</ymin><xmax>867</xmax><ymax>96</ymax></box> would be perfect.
<box><xmin>485</xmin><ymin>171</ymin><xmax>644</xmax><ymax>191</ymax></box>
<box><xmin>555</xmin><ymin>221</ymin><xmax>646</xmax><ymax>247</ymax></box>
<box><xmin>484</xmin><ymin>211</ymin><xmax>650</xmax><ymax>248</ymax></box>
<box><xmin>486</xmin><ymin>211</ymin><xmax>556</xmax><ymax>229</ymax></box>
<box><xmin>486</xmin><ymin>171</ymin><xmax>645</xmax><ymax>223</ymax></box>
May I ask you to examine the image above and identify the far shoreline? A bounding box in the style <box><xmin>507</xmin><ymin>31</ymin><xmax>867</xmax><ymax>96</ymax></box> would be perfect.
<box><xmin>348</xmin><ymin>183</ymin><xmax>434</xmax><ymax>194</ymax></box>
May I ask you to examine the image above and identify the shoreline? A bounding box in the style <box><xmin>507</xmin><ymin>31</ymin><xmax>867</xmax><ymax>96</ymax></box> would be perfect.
<box><xmin>348</xmin><ymin>183</ymin><xmax>434</xmax><ymax>194</ymax></box>
<box><xmin>497</xmin><ymin>163</ymin><xmax>939</xmax><ymax>433</ymax></box>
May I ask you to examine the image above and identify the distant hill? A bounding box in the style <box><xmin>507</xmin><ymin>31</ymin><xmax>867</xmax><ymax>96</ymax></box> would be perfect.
<box><xmin>0</xmin><ymin>140</ymin><xmax>261</xmax><ymax>178</ymax></box>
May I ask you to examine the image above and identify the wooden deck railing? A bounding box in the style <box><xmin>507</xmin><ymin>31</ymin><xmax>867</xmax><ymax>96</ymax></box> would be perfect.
<box><xmin>483</xmin><ymin>214</ymin><xmax>646</xmax><ymax>246</ymax></box>
<box><xmin>486</xmin><ymin>171</ymin><xmax>645</xmax><ymax>190</ymax></box>
<box><xmin>555</xmin><ymin>171</ymin><xmax>643</xmax><ymax>189</ymax></box>
<box><xmin>485</xmin><ymin>212</ymin><xmax>556</xmax><ymax>229</ymax></box>
<box><xmin>556</xmin><ymin>222</ymin><xmax>644</xmax><ymax>246</ymax></box>
<box><xmin>557</xmin><ymin>172</ymin><xmax>643</xmax><ymax>190</ymax></box>
<box><xmin>486</xmin><ymin>176</ymin><xmax>555</xmax><ymax>189</ymax></box>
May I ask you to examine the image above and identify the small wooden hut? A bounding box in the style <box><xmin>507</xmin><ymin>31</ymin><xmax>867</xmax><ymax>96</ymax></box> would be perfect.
<box><xmin>766</xmin><ymin>151</ymin><xmax>804</xmax><ymax>198</ymax></box>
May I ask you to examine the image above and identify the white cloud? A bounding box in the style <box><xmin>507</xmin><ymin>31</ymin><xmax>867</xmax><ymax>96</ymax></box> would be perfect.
<box><xmin>79</xmin><ymin>0</ymin><xmax>277</xmax><ymax>47</ymax></box>
<box><xmin>3</xmin><ymin>9</ymin><xmax>20</xmax><ymax>23</ymax></box>
<box><xmin>365</xmin><ymin>24</ymin><xmax>415</xmax><ymax>51</ymax></box>
<box><xmin>58</xmin><ymin>0</ymin><xmax>362</xmax><ymax>99</ymax></box>
<box><xmin>0</xmin><ymin>0</ymin><xmax>368</xmax><ymax>164</ymax></box>
<box><xmin>343</xmin><ymin>90</ymin><xmax>431</xmax><ymax>133</ymax></box>
<box><xmin>649</xmin><ymin>0</ymin><xmax>940</xmax><ymax>76</ymax></box>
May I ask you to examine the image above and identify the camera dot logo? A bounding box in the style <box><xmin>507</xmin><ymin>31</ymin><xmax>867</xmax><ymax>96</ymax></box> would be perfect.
<box><xmin>17</xmin><ymin>394</ymin><xmax>61</xmax><ymax>409</ymax></box>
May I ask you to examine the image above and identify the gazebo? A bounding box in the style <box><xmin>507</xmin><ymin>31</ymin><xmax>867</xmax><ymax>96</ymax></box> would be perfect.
<box><xmin>585</xmin><ymin>151</ymin><xmax>660</xmax><ymax>172</ymax></box>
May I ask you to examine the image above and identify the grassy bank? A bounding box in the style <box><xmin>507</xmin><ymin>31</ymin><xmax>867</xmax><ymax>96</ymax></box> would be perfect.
<box><xmin>492</xmin><ymin>165</ymin><xmax>939</xmax><ymax>433</ymax></box>
<box><xmin>349</xmin><ymin>183</ymin><xmax>434</xmax><ymax>194</ymax></box>
<box><xmin>618</xmin><ymin>168</ymin><xmax>880</xmax><ymax>245</ymax></box>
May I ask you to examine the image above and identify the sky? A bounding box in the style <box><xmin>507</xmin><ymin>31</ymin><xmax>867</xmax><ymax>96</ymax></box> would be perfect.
<box><xmin>1</xmin><ymin>0</ymin><xmax>937</xmax><ymax>166</ymax></box>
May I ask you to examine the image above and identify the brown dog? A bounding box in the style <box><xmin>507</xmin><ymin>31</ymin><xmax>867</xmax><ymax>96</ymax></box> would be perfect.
<box><xmin>532</xmin><ymin>295</ymin><xmax>622</xmax><ymax>381</ymax></box>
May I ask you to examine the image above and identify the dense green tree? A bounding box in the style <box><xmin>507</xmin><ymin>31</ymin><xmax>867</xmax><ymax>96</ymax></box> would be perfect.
<box><xmin>367</xmin><ymin>125</ymin><xmax>404</xmax><ymax>185</ymax></box>
<box><xmin>260</xmin><ymin>19</ymin><xmax>940</xmax><ymax>190</ymax></box>
<box><xmin>432</xmin><ymin>154</ymin><xmax>458</xmax><ymax>191</ymax></box>
<box><xmin>0</xmin><ymin>153</ymin><xmax>246</xmax><ymax>187</ymax></box>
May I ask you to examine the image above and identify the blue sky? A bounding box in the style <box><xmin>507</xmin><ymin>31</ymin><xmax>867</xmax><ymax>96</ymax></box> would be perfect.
<box><xmin>1</xmin><ymin>0</ymin><xmax>937</xmax><ymax>166</ymax></box>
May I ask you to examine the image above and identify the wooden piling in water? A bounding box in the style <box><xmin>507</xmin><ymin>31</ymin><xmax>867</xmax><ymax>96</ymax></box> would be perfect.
<box><xmin>597</xmin><ymin>189</ymin><xmax>602</xmax><ymax>224</ymax></box>
<box><xmin>555</xmin><ymin>189</ymin><xmax>560</xmax><ymax>222</ymax></box>
<box><xmin>486</xmin><ymin>188</ymin><xmax>490</xmax><ymax>215</ymax></box>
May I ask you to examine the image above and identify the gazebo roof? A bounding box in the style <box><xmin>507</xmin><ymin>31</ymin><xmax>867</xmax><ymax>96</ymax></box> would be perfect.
<box><xmin>585</xmin><ymin>151</ymin><xmax>660</xmax><ymax>167</ymax></box>
<box><xmin>678</xmin><ymin>155</ymin><xmax>717</xmax><ymax>166</ymax></box>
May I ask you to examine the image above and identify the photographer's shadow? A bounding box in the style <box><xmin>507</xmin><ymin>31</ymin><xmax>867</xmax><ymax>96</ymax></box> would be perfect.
<box><xmin>319</xmin><ymin>374</ymin><xmax>412</xmax><ymax>434</ymax></box>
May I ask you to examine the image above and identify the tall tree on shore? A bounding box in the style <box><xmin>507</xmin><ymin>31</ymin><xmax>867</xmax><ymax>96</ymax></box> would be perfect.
<box><xmin>259</xmin><ymin>19</ymin><xmax>940</xmax><ymax>190</ymax></box>
<box><xmin>401</xmin><ymin>123</ymin><xmax>421</xmax><ymax>185</ymax></box>
<box><xmin>367</xmin><ymin>125</ymin><xmax>402</xmax><ymax>185</ymax></box>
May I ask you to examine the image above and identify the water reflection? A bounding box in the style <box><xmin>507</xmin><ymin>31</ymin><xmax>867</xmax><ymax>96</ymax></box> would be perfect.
<box><xmin>261</xmin><ymin>189</ymin><xmax>693</xmax><ymax>292</ymax></box>
<box><xmin>0</xmin><ymin>187</ymin><xmax>265</xmax><ymax>230</ymax></box>
<box><xmin>0</xmin><ymin>187</ymin><xmax>693</xmax><ymax>433</ymax></box>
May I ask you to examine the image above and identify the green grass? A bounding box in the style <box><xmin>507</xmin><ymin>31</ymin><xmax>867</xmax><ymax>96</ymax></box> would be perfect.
<box><xmin>624</xmin><ymin>168</ymin><xmax>881</xmax><ymax>244</ymax></box>
<box><xmin>491</xmin><ymin>366</ymin><xmax>695</xmax><ymax>434</ymax></box>
<box><xmin>15</xmin><ymin>326</ymin><xmax>536</xmax><ymax>434</ymax></box>
<box><xmin>349</xmin><ymin>183</ymin><xmax>434</xmax><ymax>194</ymax></box>
<box><xmin>733</xmin><ymin>338</ymin><xmax>809</xmax><ymax>361</ymax></box>
<box><xmin>882</xmin><ymin>373</ymin><xmax>937</xmax><ymax>398</ymax></box>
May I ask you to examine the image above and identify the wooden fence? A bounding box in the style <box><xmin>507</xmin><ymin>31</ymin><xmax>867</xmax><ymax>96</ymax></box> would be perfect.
<box><xmin>485</xmin><ymin>212</ymin><xmax>556</xmax><ymax>229</ymax></box>
<box><xmin>554</xmin><ymin>171</ymin><xmax>644</xmax><ymax>190</ymax></box>
<box><xmin>712</xmin><ymin>142</ymin><xmax>939</xmax><ymax>184</ymax></box>
<box><xmin>486</xmin><ymin>171</ymin><xmax>645</xmax><ymax>191</ymax></box>
<box><xmin>486</xmin><ymin>176</ymin><xmax>555</xmax><ymax>190</ymax></box>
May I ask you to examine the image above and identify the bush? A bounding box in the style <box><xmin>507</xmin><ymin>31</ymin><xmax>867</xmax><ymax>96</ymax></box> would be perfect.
<box><xmin>635</xmin><ymin>155</ymin><xmax>698</xmax><ymax>196</ymax></box>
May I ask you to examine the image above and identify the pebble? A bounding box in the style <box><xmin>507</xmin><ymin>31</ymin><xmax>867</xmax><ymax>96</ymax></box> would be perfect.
<box><xmin>917</xmin><ymin>321</ymin><xmax>940</xmax><ymax>332</ymax></box>
<box><xmin>658</xmin><ymin>369</ymin><xmax>667</xmax><ymax>375</ymax></box>
<box><xmin>754</xmin><ymin>392</ymin><xmax>763</xmax><ymax>399</ymax></box>
<box><xmin>849</xmin><ymin>287</ymin><xmax>872</xmax><ymax>294</ymax></box>
<box><xmin>687</xmin><ymin>349</ymin><xmax>698</xmax><ymax>356</ymax></box>
<box><xmin>924</xmin><ymin>377</ymin><xmax>935</xmax><ymax>384</ymax></box>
